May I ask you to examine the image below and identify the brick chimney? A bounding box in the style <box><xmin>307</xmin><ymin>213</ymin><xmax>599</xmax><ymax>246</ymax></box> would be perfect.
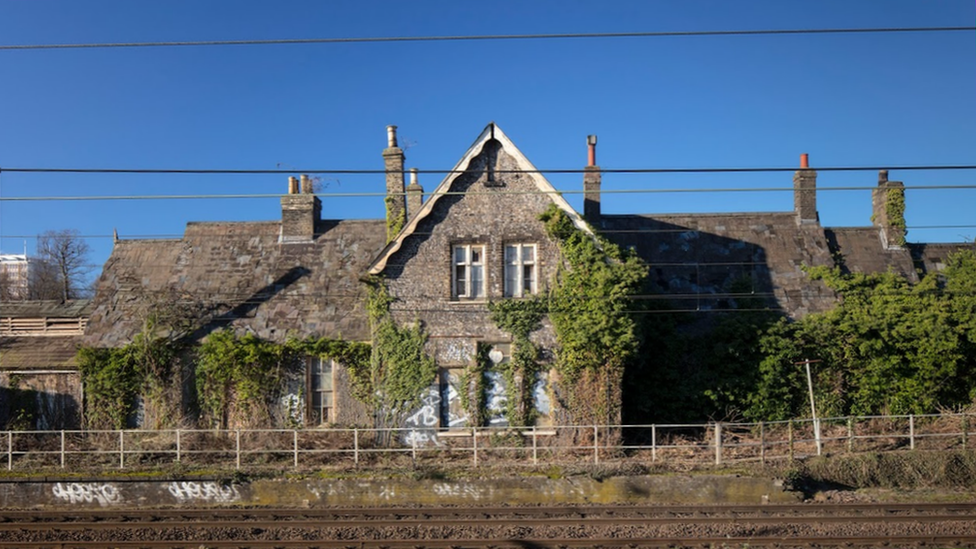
<box><xmin>583</xmin><ymin>135</ymin><xmax>601</xmax><ymax>223</ymax></box>
<box><xmin>384</xmin><ymin>125</ymin><xmax>406</xmax><ymax>241</ymax></box>
<box><xmin>281</xmin><ymin>174</ymin><xmax>321</xmax><ymax>242</ymax></box>
<box><xmin>872</xmin><ymin>170</ymin><xmax>906</xmax><ymax>248</ymax></box>
<box><xmin>793</xmin><ymin>153</ymin><xmax>818</xmax><ymax>225</ymax></box>
<box><xmin>406</xmin><ymin>167</ymin><xmax>424</xmax><ymax>219</ymax></box>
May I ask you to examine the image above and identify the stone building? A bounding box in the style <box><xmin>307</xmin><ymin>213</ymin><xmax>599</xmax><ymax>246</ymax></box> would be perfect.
<box><xmin>0</xmin><ymin>300</ymin><xmax>91</xmax><ymax>429</ymax></box>
<box><xmin>74</xmin><ymin>123</ymin><xmax>966</xmax><ymax>434</ymax></box>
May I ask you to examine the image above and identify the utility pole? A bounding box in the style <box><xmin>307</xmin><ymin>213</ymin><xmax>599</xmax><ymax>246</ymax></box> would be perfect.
<box><xmin>796</xmin><ymin>359</ymin><xmax>823</xmax><ymax>456</ymax></box>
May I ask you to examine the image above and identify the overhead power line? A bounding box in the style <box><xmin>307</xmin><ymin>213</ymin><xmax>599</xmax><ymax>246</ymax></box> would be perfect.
<box><xmin>3</xmin><ymin>164</ymin><xmax>976</xmax><ymax>175</ymax></box>
<box><xmin>3</xmin><ymin>225</ymin><xmax>974</xmax><ymax>240</ymax></box>
<box><xmin>1</xmin><ymin>26</ymin><xmax>972</xmax><ymax>51</ymax></box>
<box><xmin>2</xmin><ymin>184</ymin><xmax>975</xmax><ymax>202</ymax></box>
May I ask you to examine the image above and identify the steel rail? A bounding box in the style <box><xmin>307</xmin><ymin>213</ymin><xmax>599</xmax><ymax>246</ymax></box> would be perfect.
<box><xmin>5</xmin><ymin>534</ymin><xmax>976</xmax><ymax>548</ymax></box>
<box><xmin>3</xmin><ymin>501</ymin><xmax>976</xmax><ymax>520</ymax></box>
<box><xmin>3</xmin><ymin>512</ymin><xmax>974</xmax><ymax>532</ymax></box>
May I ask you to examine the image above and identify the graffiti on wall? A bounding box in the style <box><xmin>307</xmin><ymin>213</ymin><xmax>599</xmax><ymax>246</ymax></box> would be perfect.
<box><xmin>402</xmin><ymin>386</ymin><xmax>442</xmax><ymax>447</ymax></box>
<box><xmin>401</xmin><ymin>370</ymin><xmax>470</xmax><ymax>447</ymax></box>
<box><xmin>52</xmin><ymin>483</ymin><xmax>122</xmax><ymax>507</ymax></box>
<box><xmin>485</xmin><ymin>370</ymin><xmax>509</xmax><ymax>427</ymax></box>
<box><xmin>166</xmin><ymin>481</ymin><xmax>240</xmax><ymax>503</ymax></box>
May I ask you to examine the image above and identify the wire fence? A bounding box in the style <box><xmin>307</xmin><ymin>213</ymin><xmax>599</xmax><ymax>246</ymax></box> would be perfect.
<box><xmin>2</xmin><ymin>413</ymin><xmax>972</xmax><ymax>473</ymax></box>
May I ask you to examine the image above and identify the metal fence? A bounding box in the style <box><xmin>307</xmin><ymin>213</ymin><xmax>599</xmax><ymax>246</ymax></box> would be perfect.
<box><xmin>3</xmin><ymin>413</ymin><xmax>973</xmax><ymax>472</ymax></box>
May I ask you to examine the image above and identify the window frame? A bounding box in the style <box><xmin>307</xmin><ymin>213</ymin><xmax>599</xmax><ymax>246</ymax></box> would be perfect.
<box><xmin>452</xmin><ymin>243</ymin><xmax>486</xmax><ymax>300</ymax></box>
<box><xmin>503</xmin><ymin>243</ymin><xmax>538</xmax><ymax>298</ymax></box>
<box><xmin>308</xmin><ymin>356</ymin><xmax>335</xmax><ymax>425</ymax></box>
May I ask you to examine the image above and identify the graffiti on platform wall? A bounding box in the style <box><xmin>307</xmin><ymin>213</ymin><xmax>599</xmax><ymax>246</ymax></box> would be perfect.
<box><xmin>52</xmin><ymin>482</ymin><xmax>122</xmax><ymax>507</ymax></box>
<box><xmin>166</xmin><ymin>481</ymin><xmax>241</xmax><ymax>503</ymax></box>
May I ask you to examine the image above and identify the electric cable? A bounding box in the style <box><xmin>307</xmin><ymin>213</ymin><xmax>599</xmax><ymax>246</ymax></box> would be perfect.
<box><xmin>1</xmin><ymin>26</ymin><xmax>972</xmax><ymax>51</ymax></box>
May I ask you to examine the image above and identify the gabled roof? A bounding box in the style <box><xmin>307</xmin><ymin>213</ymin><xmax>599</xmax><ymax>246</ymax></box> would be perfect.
<box><xmin>368</xmin><ymin>122</ymin><xmax>591</xmax><ymax>274</ymax></box>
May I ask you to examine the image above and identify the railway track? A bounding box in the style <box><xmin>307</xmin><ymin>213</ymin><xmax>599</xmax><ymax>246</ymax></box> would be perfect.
<box><xmin>1</xmin><ymin>503</ymin><xmax>975</xmax><ymax>548</ymax></box>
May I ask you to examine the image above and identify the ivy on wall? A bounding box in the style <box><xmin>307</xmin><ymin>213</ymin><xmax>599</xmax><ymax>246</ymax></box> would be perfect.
<box><xmin>886</xmin><ymin>186</ymin><xmax>907</xmax><ymax>245</ymax></box>
<box><xmin>486</xmin><ymin>297</ymin><xmax>546</xmax><ymax>426</ymax></box>
<box><xmin>365</xmin><ymin>277</ymin><xmax>437</xmax><ymax>435</ymax></box>
<box><xmin>385</xmin><ymin>197</ymin><xmax>405</xmax><ymax>243</ymax></box>
<box><xmin>77</xmin><ymin>330</ymin><xmax>174</xmax><ymax>430</ymax></box>
<box><xmin>746</xmin><ymin>250</ymin><xmax>976</xmax><ymax>420</ymax></box>
<box><xmin>539</xmin><ymin>204</ymin><xmax>647</xmax><ymax>425</ymax></box>
<box><xmin>78</xmin><ymin>326</ymin><xmax>371</xmax><ymax>430</ymax></box>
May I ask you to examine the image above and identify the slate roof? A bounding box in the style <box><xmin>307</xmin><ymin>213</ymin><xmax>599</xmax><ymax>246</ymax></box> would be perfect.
<box><xmin>84</xmin><ymin>219</ymin><xmax>387</xmax><ymax>347</ymax></box>
<box><xmin>601</xmin><ymin>212</ymin><xmax>837</xmax><ymax>316</ymax></box>
<box><xmin>0</xmin><ymin>300</ymin><xmax>93</xmax><ymax>319</ymax></box>
<box><xmin>0</xmin><ymin>336</ymin><xmax>83</xmax><ymax>369</ymax></box>
<box><xmin>824</xmin><ymin>228</ymin><xmax>917</xmax><ymax>279</ymax></box>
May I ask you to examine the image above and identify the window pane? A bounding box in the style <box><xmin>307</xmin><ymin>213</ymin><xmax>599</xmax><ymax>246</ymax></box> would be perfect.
<box><xmin>455</xmin><ymin>265</ymin><xmax>466</xmax><ymax>296</ymax></box>
<box><xmin>522</xmin><ymin>245</ymin><xmax>535</xmax><ymax>262</ymax></box>
<box><xmin>523</xmin><ymin>265</ymin><xmax>534</xmax><ymax>293</ymax></box>
<box><xmin>470</xmin><ymin>264</ymin><xmax>483</xmax><ymax>298</ymax></box>
<box><xmin>322</xmin><ymin>393</ymin><xmax>333</xmax><ymax>407</ymax></box>
<box><xmin>454</xmin><ymin>246</ymin><xmax>466</xmax><ymax>264</ymax></box>
<box><xmin>504</xmin><ymin>264</ymin><xmax>517</xmax><ymax>297</ymax></box>
<box><xmin>505</xmin><ymin>245</ymin><xmax>517</xmax><ymax>264</ymax></box>
<box><xmin>471</xmin><ymin>247</ymin><xmax>482</xmax><ymax>264</ymax></box>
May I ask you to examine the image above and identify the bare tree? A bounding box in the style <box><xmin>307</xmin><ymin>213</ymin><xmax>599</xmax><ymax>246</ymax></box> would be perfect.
<box><xmin>34</xmin><ymin>229</ymin><xmax>93</xmax><ymax>302</ymax></box>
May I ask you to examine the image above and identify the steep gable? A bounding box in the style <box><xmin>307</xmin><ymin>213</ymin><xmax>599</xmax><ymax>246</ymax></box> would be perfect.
<box><xmin>368</xmin><ymin>123</ymin><xmax>589</xmax><ymax>275</ymax></box>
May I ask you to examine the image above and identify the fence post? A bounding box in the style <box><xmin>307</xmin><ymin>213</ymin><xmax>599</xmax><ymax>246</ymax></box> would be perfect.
<box><xmin>909</xmin><ymin>415</ymin><xmax>915</xmax><ymax>450</ymax></box>
<box><xmin>788</xmin><ymin>420</ymin><xmax>794</xmax><ymax>462</ymax></box>
<box><xmin>354</xmin><ymin>428</ymin><xmax>359</xmax><ymax>466</ymax></box>
<box><xmin>176</xmin><ymin>429</ymin><xmax>181</xmax><ymax>463</ymax></box>
<box><xmin>60</xmin><ymin>430</ymin><xmax>65</xmax><ymax>469</ymax></box>
<box><xmin>235</xmin><ymin>429</ymin><xmax>241</xmax><ymax>470</ymax></box>
<box><xmin>6</xmin><ymin>431</ymin><xmax>11</xmax><ymax>471</ymax></box>
<box><xmin>531</xmin><ymin>426</ymin><xmax>538</xmax><ymax>465</ymax></box>
<box><xmin>963</xmin><ymin>415</ymin><xmax>969</xmax><ymax>450</ymax></box>
<box><xmin>651</xmin><ymin>425</ymin><xmax>657</xmax><ymax>462</ymax></box>
<box><xmin>119</xmin><ymin>430</ymin><xmax>124</xmax><ymax>469</ymax></box>
<box><xmin>759</xmin><ymin>422</ymin><xmax>765</xmax><ymax>466</ymax></box>
<box><xmin>293</xmin><ymin>430</ymin><xmax>299</xmax><ymax>469</ymax></box>
<box><xmin>473</xmin><ymin>428</ymin><xmax>478</xmax><ymax>467</ymax></box>
<box><xmin>593</xmin><ymin>425</ymin><xmax>599</xmax><ymax>465</ymax></box>
<box><xmin>847</xmin><ymin>417</ymin><xmax>853</xmax><ymax>453</ymax></box>
<box><xmin>714</xmin><ymin>423</ymin><xmax>722</xmax><ymax>465</ymax></box>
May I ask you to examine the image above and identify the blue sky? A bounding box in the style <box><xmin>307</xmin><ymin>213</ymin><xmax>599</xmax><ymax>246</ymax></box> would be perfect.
<box><xmin>1</xmin><ymin>0</ymin><xmax>974</xmax><ymax>277</ymax></box>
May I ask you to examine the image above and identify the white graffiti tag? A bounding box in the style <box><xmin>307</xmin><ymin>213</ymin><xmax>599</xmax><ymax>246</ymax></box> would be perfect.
<box><xmin>52</xmin><ymin>483</ymin><xmax>122</xmax><ymax>507</ymax></box>
<box><xmin>166</xmin><ymin>481</ymin><xmax>240</xmax><ymax>503</ymax></box>
<box><xmin>402</xmin><ymin>386</ymin><xmax>443</xmax><ymax>447</ymax></box>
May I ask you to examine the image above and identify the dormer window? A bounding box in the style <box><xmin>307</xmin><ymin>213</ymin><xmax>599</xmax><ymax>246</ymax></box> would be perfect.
<box><xmin>453</xmin><ymin>244</ymin><xmax>485</xmax><ymax>299</ymax></box>
<box><xmin>504</xmin><ymin>244</ymin><xmax>537</xmax><ymax>298</ymax></box>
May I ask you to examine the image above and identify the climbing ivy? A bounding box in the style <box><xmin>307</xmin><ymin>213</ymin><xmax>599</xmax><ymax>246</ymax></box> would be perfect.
<box><xmin>77</xmin><ymin>329</ymin><xmax>174</xmax><ymax>430</ymax></box>
<box><xmin>385</xmin><ymin>197</ymin><xmax>405</xmax><ymax>243</ymax></box>
<box><xmin>538</xmin><ymin>204</ymin><xmax>647</xmax><ymax>425</ymax></box>
<box><xmin>886</xmin><ymin>186</ymin><xmax>907</xmax><ymax>245</ymax></box>
<box><xmin>487</xmin><ymin>297</ymin><xmax>547</xmax><ymax>426</ymax></box>
<box><xmin>746</xmin><ymin>250</ymin><xmax>976</xmax><ymax>420</ymax></box>
<box><xmin>364</xmin><ymin>277</ymin><xmax>437</xmax><ymax>435</ymax></box>
<box><xmin>195</xmin><ymin>330</ymin><xmax>296</xmax><ymax>429</ymax></box>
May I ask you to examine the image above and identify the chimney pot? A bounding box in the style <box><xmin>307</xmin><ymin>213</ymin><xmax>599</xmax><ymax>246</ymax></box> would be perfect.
<box><xmin>879</xmin><ymin>170</ymin><xmax>889</xmax><ymax>184</ymax></box>
<box><xmin>587</xmin><ymin>135</ymin><xmax>597</xmax><ymax>167</ymax></box>
<box><xmin>386</xmin><ymin>125</ymin><xmax>398</xmax><ymax>148</ymax></box>
<box><xmin>800</xmin><ymin>153</ymin><xmax>809</xmax><ymax>169</ymax></box>
<box><xmin>300</xmin><ymin>174</ymin><xmax>311</xmax><ymax>194</ymax></box>
<box><xmin>288</xmin><ymin>176</ymin><xmax>299</xmax><ymax>195</ymax></box>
